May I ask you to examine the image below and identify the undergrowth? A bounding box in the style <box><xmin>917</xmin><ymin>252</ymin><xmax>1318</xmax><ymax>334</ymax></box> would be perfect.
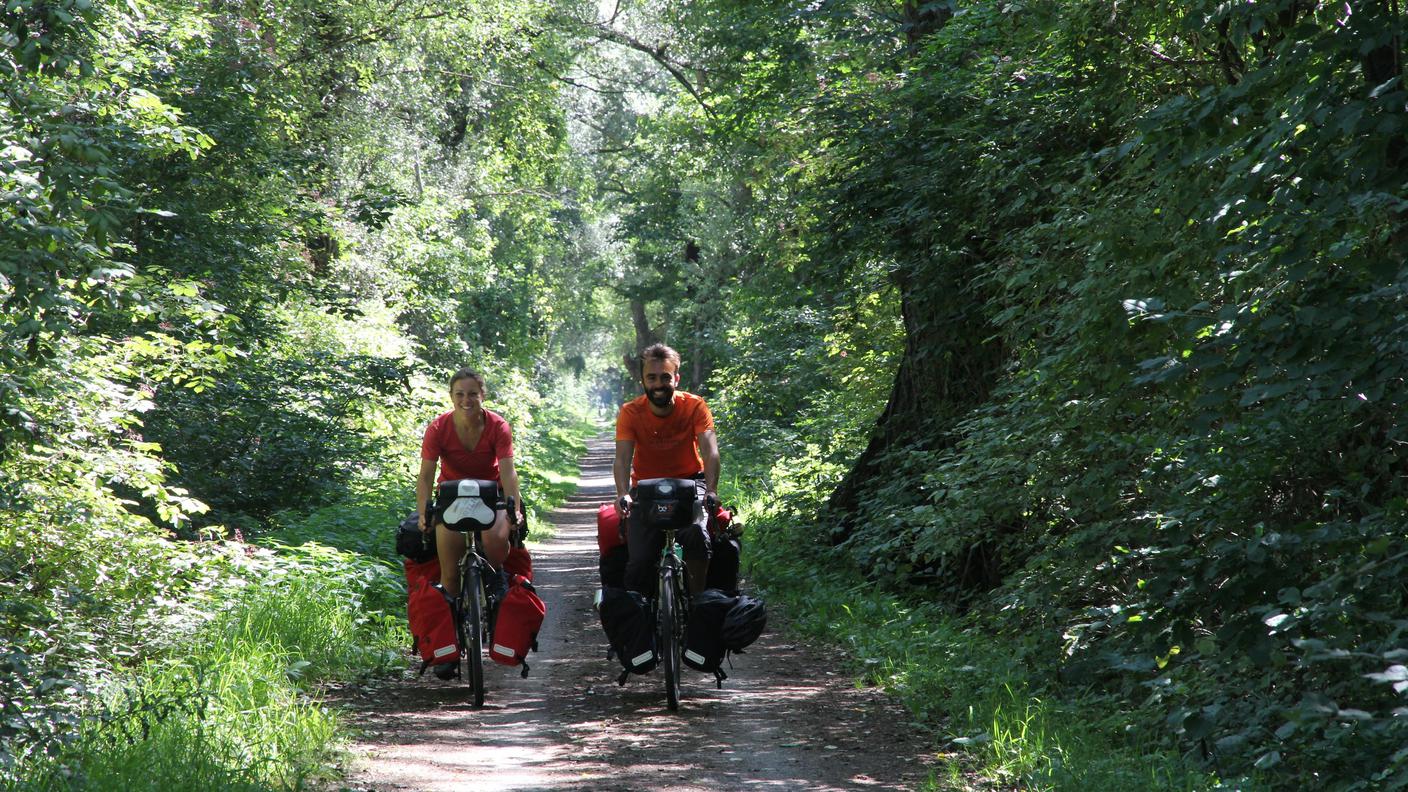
<box><xmin>736</xmin><ymin>495</ymin><xmax>1256</xmax><ymax>792</ymax></box>
<box><xmin>7</xmin><ymin>538</ymin><xmax>394</xmax><ymax>791</ymax></box>
<box><xmin>3</xmin><ymin>394</ymin><xmax>597</xmax><ymax>790</ymax></box>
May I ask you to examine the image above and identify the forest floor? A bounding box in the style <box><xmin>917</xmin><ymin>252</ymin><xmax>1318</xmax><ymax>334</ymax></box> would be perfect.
<box><xmin>332</xmin><ymin>438</ymin><xmax>949</xmax><ymax>791</ymax></box>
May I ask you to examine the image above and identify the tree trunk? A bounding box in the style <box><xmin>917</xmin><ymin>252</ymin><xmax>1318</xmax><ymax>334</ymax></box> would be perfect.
<box><xmin>826</xmin><ymin>267</ymin><xmax>1004</xmax><ymax>542</ymax></box>
<box><xmin>826</xmin><ymin>1</ymin><xmax>1001</xmax><ymax>546</ymax></box>
<box><xmin>902</xmin><ymin>0</ymin><xmax>953</xmax><ymax>49</ymax></box>
<box><xmin>625</xmin><ymin>297</ymin><xmax>660</xmax><ymax>381</ymax></box>
<box><xmin>1363</xmin><ymin>2</ymin><xmax>1403</xmax><ymax>168</ymax></box>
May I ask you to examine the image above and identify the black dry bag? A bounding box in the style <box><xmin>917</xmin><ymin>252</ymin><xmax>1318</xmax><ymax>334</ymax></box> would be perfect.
<box><xmin>395</xmin><ymin>511</ymin><xmax>436</xmax><ymax>563</ymax></box>
<box><xmin>598</xmin><ymin>587</ymin><xmax>657</xmax><ymax>682</ymax></box>
<box><xmin>684</xmin><ymin>589</ymin><xmax>737</xmax><ymax>686</ymax></box>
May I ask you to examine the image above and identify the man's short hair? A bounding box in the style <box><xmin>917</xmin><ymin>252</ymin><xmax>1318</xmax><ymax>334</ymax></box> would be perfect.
<box><xmin>640</xmin><ymin>343</ymin><xmax>680</xmax><ymax>370</ymax></box>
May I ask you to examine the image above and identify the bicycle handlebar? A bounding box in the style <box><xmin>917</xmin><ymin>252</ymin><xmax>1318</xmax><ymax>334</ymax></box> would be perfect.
<box><xmin>425</xmin><ymin>492</ymin><xmax>526</xmax><ymax>546</ymax></box>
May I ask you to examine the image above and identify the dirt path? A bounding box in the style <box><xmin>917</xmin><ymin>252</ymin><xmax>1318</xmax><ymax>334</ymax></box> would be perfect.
<box><xmin>337</xmin><ymin>438</ymin><xmax>943</xmax><ymax>791</ymax></box>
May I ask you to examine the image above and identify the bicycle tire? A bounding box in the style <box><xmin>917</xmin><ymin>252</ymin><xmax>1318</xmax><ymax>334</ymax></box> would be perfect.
<box><xmin>462</xmin><ymin>563</ymin><xmax>486</xmax><ymax>708</ymax></box>
<box><xmin>659</xmin><ymin>565</ymin><xmax>683</xmax><ymax>711</ymax></box>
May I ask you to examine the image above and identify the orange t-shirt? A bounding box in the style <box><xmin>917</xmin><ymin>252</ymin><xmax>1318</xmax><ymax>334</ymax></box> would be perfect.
<box><xmin>615</xmin><ymin>391</ymin><xmax>714</xmax><ymax>483</ymax></box>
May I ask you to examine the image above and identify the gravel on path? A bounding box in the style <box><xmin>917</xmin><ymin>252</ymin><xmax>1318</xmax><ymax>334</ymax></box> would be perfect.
<box><xmin>336</xmin><ymin>437</ymin><xmax>944</xmax><ymax>791</ymax></box>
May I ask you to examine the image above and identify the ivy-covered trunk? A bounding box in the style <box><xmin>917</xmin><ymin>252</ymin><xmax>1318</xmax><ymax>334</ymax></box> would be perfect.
<box><xmin>823</xmin><ymin>2</ymin><xmax>1006</xmax><ymax>590</ymax></box>
<box><xmin>827</xmin><ymin>267</ymin><xmax>1004</xmax><ymax>555</ymax></box>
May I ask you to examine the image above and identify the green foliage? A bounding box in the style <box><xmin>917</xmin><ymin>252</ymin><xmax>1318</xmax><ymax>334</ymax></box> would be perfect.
<box><xmin>13</xmin><ymin>602</ymin><xmax>349</xmax><ymax>791</ymax></box>
<box><xmin>14</xmin><ymin>0</ymin><xmax>1406</xmax><ymax>788</ymax></box>
<box><xmin>3</xmin><ymin>463</ymin><xmax>408</xmax><ymax>788</ymax></box>
<box><xmin>654</xmin><ymin>0</ymin><xmax>1408</xmax><ymax>788</ymax></box>
<box><xmin>741</xmin><ymin>501</ymin><xmax>1236</xmax><ymax>791</ymax></box>
<box><xmin>3</xmin><ymin>1</ymin><xmax>613</xmax><ymax>787</ymax></box>
<box><xmin>144</xmin><ymin>348</ymin><xmax>411</xmax><ymax>529</ymax></box>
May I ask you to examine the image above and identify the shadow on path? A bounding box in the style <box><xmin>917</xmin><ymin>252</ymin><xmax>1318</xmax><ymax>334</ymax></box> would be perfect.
<box><xmin>336</xmin><ymin>437</ymin><xmax>943</xmax><ymax>791</ymax></box>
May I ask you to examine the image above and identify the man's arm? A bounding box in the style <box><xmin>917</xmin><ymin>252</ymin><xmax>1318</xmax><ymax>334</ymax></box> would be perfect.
<box><xmin>697</xmin><ymin>429</ymin><xmax>720</xmax><ymax>498</ymax></box>
<box><xmin>613</xmin><ymin>439</ymin><xmax>636</xmax><ymax>503</ymax></box>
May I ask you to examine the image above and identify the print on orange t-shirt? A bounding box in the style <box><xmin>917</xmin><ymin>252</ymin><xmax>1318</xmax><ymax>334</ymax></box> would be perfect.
<box><xmin>615</xmin><ymin>391</ymin><xmax>714</xmax><ymax>483</ymax></box>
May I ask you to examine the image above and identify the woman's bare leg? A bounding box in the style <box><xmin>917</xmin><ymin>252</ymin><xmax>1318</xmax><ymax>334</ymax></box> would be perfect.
<box><xmin>436</xmin><ymin>522</ymin><xmax>466</xmax><ymax>593</ymax></box>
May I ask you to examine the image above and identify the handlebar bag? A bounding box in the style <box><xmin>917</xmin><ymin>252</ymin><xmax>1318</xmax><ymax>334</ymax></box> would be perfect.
<box><xmin>634</xmin><ymin>477</ymin><xmax>699</xmax><ymax>530</ymax></box>
<box><xmin>489</xmin><ymin>574</ymin><xmax>545</xmax><ymax>676</ymax></box>
<box><xmin>436</xmin><ymin>478</ymin><xmax>500</xmax><ymax>532</ymax></box>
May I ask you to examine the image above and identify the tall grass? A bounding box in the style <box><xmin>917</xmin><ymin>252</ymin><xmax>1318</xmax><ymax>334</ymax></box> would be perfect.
<box><xmin>6</xmin><ymin>394</ymin><xmax>600</xmax><ymax>791</ymax></box>
<box><xmin>738</xmin><ymin>506</ymin><xmax>1253</xmax><ymax>791</ymax></box>
<box><xmin>7</xmin><ymin>545</ymin><xmax>400</xmax><ymax>791</ymax></box>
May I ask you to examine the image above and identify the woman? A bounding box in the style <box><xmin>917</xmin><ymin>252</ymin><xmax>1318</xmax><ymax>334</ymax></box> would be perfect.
<box><xmin>416</xmin><ymin>368</ymin><xmax>523</xmax><ymax>597</ymax></box>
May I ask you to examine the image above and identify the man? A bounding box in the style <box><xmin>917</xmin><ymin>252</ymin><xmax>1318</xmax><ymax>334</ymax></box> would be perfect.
<box><xmin>614</xmin><ymin>343</ymin><xmax>720</xmax><ymax>595</ymax></box>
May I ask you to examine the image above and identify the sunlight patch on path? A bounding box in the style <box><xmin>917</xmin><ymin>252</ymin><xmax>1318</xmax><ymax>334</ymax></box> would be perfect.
<box><xmin>341</xmin><ymin>437</ymin><xmax>940</xmax><ymax>791</ymax></box>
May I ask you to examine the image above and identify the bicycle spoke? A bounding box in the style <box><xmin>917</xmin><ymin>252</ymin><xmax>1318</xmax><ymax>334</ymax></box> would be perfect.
<box><xmin>661</xmin><ymin>563</ymin><xmax>682</xmax><ymax>711</ymax></box>
<box><xmin>464</xmin><ymin>562</ymin><xmax>486</xmax><ymax>708</ymax></box>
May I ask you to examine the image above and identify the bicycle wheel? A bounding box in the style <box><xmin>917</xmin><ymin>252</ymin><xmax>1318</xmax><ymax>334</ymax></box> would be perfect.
<box><xmin>462</xmin><ymin>563</ymin><xmax>486</xmax><ymax>708</ymax></box>
<box><xmin>659</xmin><ymin>564</ymin><xmax>683</xmax><ymax>711</ymax></box>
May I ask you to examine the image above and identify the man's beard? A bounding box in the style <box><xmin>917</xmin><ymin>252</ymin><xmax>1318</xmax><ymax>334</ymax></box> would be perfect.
<box><xmin>647</xmin><ymin>385</ymin><xmax>674</xmax><ymax>407</ymax></box>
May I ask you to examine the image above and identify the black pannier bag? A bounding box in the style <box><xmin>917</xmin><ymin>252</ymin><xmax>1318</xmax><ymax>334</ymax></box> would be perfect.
<box><xmin>722</xmin><ymin>594</ymin><xmax>767</xmax><ymax>653</ymax></box>
<box><xmin>598</xmin><ymin>587</ymin><xmax>657</xmax><ymax>683</ymax></box>
<box><xmin>706</xmin><ymin>532</ymin><xmax>741</xmax><ymax>594</ymax></box>
<box><xmin>435</xmin><ymin>478</ymin><xmax>500</xmax><ymax>532</ymax></box>
<box><xmin>395</xmin><ymin>511</ymin><xmax>437</xmax><ymax>563</ymax></box>
<box><xmin>600</xmin><ymin>544</ymin><xmax>627</xmax><ymax>589</ymax></box>
<box><xmin>634</xmin><ymin>477</ymin><xmax>699</xmax><ymax>529</ymax></box>
<box><xmin>684</xmin><ymin>589</ymin><xmax>737</xmax><ymax>686</ymax></box>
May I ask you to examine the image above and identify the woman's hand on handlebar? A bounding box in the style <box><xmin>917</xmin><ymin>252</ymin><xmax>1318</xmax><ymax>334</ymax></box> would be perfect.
<box><xmin>617</xmin><ymin>494</ymin><xmax>633</xmax><ymax>518</ymax></box>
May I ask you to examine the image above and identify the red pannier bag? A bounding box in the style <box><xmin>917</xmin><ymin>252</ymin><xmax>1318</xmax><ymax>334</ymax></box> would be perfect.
<box><xmin>504</xmin><ymin>545</ymin><xmax>532</xmax><ymax>580</ymax></box>
<box><xmin>597</xmin><ymin>503</ymin><xmax>623</xmax><ymax>554</ymax></box>
<box><xmin>714</xmin><ymin>506</ymin><xmax>732</xmax><ymax>529</ymax></box>
<box><xmin>489</xmin><ymin>573</ymin><xmax>545</xmax><ymax>676</ymax></box>
<box><xmin>405</xmin><ymin>558</ymin><xmax>458</xmax><ymax>672</ymax></box>
<box><xmin>597</xmin><ymin>503</ymin><xmax>627</xmax><ymax>588</ymax></box>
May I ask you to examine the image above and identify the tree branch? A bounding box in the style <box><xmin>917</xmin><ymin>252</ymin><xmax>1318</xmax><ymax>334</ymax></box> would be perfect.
<box><xmin>278</xmin><ymin>2</ymin><xmax>457</xmax><ymax>69</ymax></box>
<box><xmin>533</xmin><ymin>61</ymin><xmax>630</xmax><ymax>95</ymax></box>
<box><xmin>599</xmin><ymin>178</ymin><xmax>636</xmax><ymax>198</ymax></box>
<box><xmin>585</xmin><ymin>23</ymin><xmax>713</xmax><ymax>115</ymax></box>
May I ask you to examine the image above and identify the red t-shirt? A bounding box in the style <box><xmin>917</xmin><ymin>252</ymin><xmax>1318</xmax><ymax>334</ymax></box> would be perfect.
<box><xmin>420</xmin><ymin>409</ymin><xmax>513</xmax><ymax>482</ymax></box>
<box><xmin>615</xmin><ymin>391</ymin><xmax>713</xmax><ymax>484</ymax></box>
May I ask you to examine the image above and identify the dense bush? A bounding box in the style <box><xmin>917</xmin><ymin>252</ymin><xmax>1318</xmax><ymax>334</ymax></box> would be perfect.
<box><xmin>684</xmin><ymin>1</ymin><xmax>1408</xmax><ymax>788</ymax></box>
<box><xmin>3</xmin><ymin>1</ymin><xmax>614</xmax><ymax>787</ymax></box>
